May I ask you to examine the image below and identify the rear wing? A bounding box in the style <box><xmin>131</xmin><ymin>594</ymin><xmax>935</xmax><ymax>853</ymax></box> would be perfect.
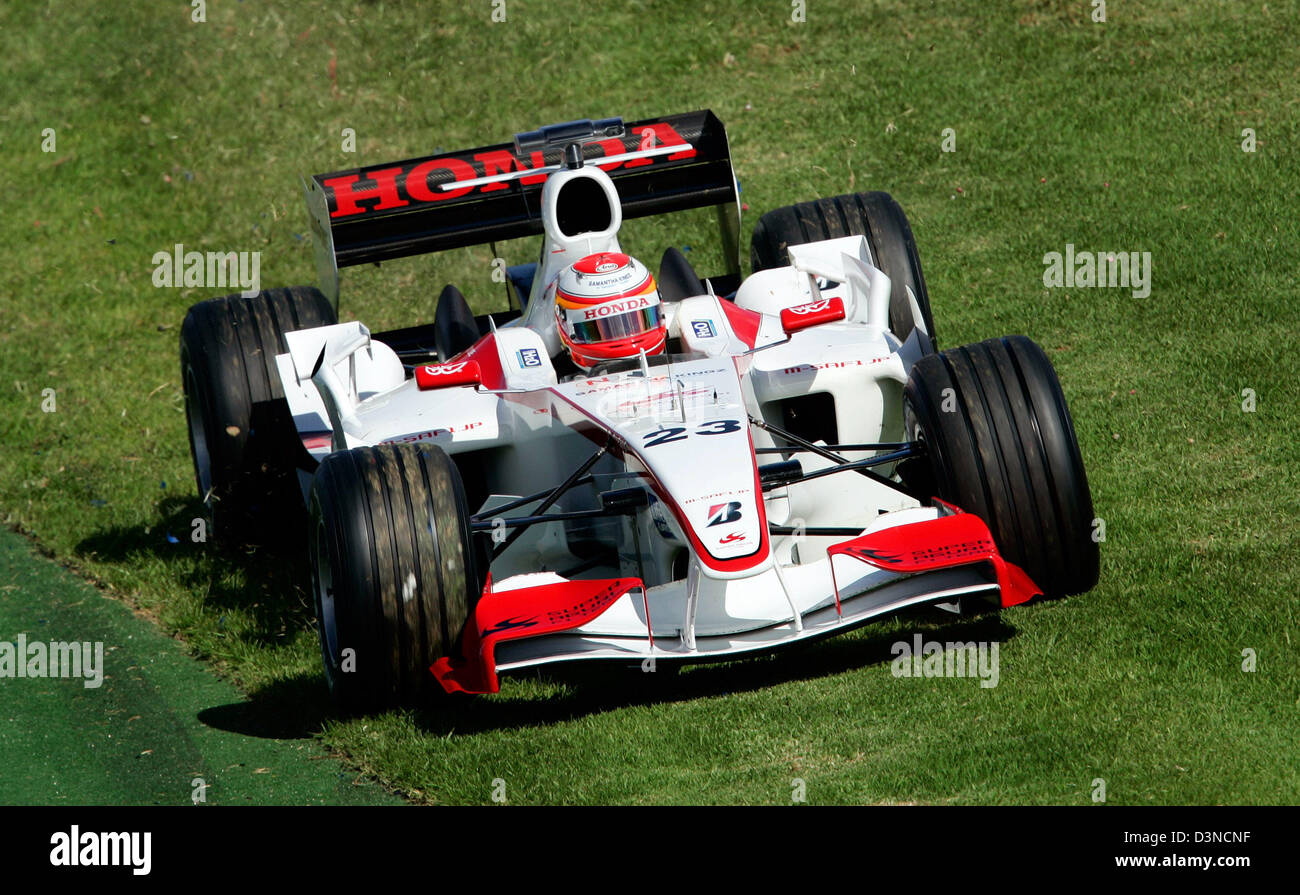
<box><xmin>303</xmin><ymin>109</ymin><xmax>739</xmax><ymax>307</ymax></box>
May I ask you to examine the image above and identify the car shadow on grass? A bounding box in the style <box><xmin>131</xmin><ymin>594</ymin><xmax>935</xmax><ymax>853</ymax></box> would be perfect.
<box><xmin>74</xmin><ymin>495</ymin><xmax>316</xmax><ymax>649</ymax></box>
<box><xmin>197</xmin><ymin>672</ymin><xmax>334</xmax><ymax>740</ymax></box>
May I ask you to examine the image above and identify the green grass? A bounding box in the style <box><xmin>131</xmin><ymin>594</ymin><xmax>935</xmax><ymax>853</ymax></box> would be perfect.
<box><xmin>1</xmin><ymin>0</ymin><xmax>1297</xmax><ymax>804</ymax></box>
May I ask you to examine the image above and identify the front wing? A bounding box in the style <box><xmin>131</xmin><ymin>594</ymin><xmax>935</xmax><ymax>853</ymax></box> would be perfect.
<box><xmin>432</xmin><ymin>505</ymin><xmax>1040</xmax><ymax>694</ymax></box>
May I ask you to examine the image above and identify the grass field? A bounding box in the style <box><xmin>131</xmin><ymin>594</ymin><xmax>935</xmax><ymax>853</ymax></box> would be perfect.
<box><xmin>1</xmin><ymin>0</ymin><xmax>1297</xmax><ymax>804</ymax></box>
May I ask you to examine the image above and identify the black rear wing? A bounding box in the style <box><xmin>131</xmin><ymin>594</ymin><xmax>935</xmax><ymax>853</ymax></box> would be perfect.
<box><xmin>303</xmin><ymin>109</ymin><xmax>739</xmax><ymax>306</ymax></box>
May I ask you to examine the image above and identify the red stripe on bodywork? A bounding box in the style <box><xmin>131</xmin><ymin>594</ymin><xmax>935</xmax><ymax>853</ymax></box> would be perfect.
<box><xmin>718</xmin><ymin>300</ymin><xmax>761</xmax><ymax>348</ymax></box>
<box><xmin>440</xmin><ymin>333</ymin><xmax>507</xmax><ymax>390</ymax></box>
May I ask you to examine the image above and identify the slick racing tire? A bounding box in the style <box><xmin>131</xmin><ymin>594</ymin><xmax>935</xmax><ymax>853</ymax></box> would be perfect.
<box><xmin>180</xmin><ymin>286</ymin><xmax>336</xmax><ymax>548</ymax></box>
<box><xmin>751</xmin><ymin>191</ymin><xmax>937</xmax><ymax>349</ymax></box>
<box><xmin>902</xmin><ymin>336</ymin><xmax>1099</xmax><ymax>598</ymax></box>
<box><xmin>309</xmin><ymin>444</ymin><xmax>481</xmax><ymax>713</ymax></box>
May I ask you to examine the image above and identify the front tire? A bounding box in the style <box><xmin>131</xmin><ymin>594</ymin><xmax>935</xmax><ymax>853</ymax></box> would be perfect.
<box><xmin>309</xmin><ymin>444</ymin><xmax>481</xmax><ymax>713</ymax></box>
<box><xmin>902</xmin><ymin>336</ymin><xmax>1098</xmax><ymax>598</ymax></box>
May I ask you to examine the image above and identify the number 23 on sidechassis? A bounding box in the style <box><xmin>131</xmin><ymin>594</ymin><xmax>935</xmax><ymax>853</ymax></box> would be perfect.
<box><xmin>180</xmin><ymin>111</ymin><xmax>1099</xmax><ymax>713</ymax></box>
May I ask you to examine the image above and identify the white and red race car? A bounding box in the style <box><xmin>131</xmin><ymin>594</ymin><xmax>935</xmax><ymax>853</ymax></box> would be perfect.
<box><xmin>180</xmin><ymin>111</ymin><xmax>1098</xmax><ymax>711</ymax></box>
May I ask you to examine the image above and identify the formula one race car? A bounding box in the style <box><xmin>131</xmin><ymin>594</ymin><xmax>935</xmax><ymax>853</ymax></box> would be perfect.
<box><xmin>180</xmin><ymin>110</ymin><xmax>1099</xmax><ymax>712</ymax></box>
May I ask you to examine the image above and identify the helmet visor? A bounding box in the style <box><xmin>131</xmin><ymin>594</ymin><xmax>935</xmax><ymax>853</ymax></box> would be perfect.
<box><xmin>566</xmin><ymin>304</ymin><xmax>662</xmax><ymax>345</ymax></box>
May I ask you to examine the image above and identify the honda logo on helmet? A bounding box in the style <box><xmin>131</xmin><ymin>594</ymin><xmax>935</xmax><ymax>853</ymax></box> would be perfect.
<box><xmin>583</xmin><ymin>296</ymin><xmax>650</xmax><ymax>319</ymax></box>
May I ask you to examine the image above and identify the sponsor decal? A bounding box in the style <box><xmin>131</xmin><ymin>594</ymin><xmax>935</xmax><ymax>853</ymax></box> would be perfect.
<box><xmin>516</xmin><ymin>347</ymin><xmax>542</xmax><ymax>368</ymax></box>
<box><xmin>574</xmin><ymin>252</ymin><xmax>630</xmax><ymax>274</ymax></box>
<box><xmin>323</xmin><ymin>120</ymin><xmax>695</xmax><ymax>219</ymax></box>
<box><xmin>581</xmin><ymin>296</ymin><xmax>649</xmax><ymax>319</ymax></box>
<box><xmin>787</xmin><ymin>298</ymin><xmax>833</xmax><ymax>315</ymax></box>
<box><xmin>780</xmin><ymin>357</ymin><xmax>888</xmax><ymax>375</ymax></box>
<box><xmin>483</xmin><ymin>615</ymin><xmax>539</xmax><ymax>637</ymax></box>
<box><xmin>780</xmin><ymin>296</ymin><xmax>846</xmax><ymax>332</ymax></box>
<box><xmin>379</xmin><ymin>420</ymin><xmax>485</xmax><ymax>444</ymax></box>
<box><xmin>575</xmin><ymin>371</ymin><xmax>724</xmax><ymax>396</ymax></box>
<box><xmin>706</xmin><ymin>501</ymin><xmax>742</xmax><ymax>527</ymax></box>
<box><xmin>718</xmin><ymin>531</ymin><xmax>746</xmax><ymax>545</ymax></box>
<box><xmin>610</xmin><ymin>385</ymin><xmax>714</xmax><ymax>416</ymax></box>
<box><xmin>690</xmin><ymin>319</ymin><xmax>716</xmax><ymax>339</ymax></box>
<box><xmin>684</xmin><ymin>489</ymin><xmax>748</xmax><ymax>505</ymax></box>
<box><xmin>414</xmin><ymin>359</ymin><xmax>482</xmax><ymax>390</ymax></box>
<box><xmin>425</xmin><ymin>360</ymin><xmax>470</xmax><ymax>375</ymax></box>
<box><xmin>543</xmin><ymin>579</ymin><xmax>627</xmax><ymax>625</ymax></box>
<box><xmin>568</xmin><ymin>270</ymin><xmax>642</xmax><ymax>294</ymax></box>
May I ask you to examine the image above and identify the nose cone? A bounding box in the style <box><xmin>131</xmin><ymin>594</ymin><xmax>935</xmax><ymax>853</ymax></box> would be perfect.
<box><xmin>552</xmin><ymin>357</ymin><xmax>770</xmax><ymax>574</ymax></box>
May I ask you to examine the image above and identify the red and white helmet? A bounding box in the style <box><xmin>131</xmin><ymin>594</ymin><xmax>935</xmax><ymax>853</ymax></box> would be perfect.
<box><xmin>553</xmin><ymin>252</ymin><xmax>667</xmax><ymax>369</ymax></box>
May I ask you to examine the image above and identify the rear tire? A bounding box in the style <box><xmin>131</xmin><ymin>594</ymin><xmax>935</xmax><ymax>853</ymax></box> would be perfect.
<box><xmin>180</xmin><ymin>286</ymin><xmax>336</xmax><ymax>548</ymax></box>
<box><xmin>902</xmin><ymin>336</ymin><xmax>1098</xmax><ymax>598</ymax></box>
<box><xmin>309</xmin><ymin>443</ymin><xmax>481</xmax><ymax>713</ymax></box>
<box><xmin>751</xmin><ymin>191</ymin><xmax>937</xmax><ymax>348</ymax></box>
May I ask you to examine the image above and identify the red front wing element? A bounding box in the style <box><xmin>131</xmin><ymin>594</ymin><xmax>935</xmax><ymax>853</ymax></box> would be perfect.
<box><xmin>432</xmin><ymin>576</ymin><xmax>647</xmax><ymax>694</ymax></box>
<box><xmin>828</xmin><ymin>504</ymin><xmax>1042</xmax><ymax>611</ymax></box>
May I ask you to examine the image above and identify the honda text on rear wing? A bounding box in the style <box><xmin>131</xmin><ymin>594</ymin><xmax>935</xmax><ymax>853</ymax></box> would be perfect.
<box><xmin>302</xmin><ymin>109</ymin><xmax>740</xmax><ymax>308</ymax></box>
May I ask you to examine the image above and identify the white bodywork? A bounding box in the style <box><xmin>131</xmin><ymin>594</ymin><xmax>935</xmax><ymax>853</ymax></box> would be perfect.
<box><xmin>278</xmin><ymin>162</ymin><xmax>985</xmax><ymax>674</ymax></box>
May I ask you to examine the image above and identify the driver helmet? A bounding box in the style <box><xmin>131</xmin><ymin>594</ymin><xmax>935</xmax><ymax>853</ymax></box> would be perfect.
<box><xmin>553</xmin><ymin>252</ymin><xmax>667</xmax><ymax>370</ymax></box>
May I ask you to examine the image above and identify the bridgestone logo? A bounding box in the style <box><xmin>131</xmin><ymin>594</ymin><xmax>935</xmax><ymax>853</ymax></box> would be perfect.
<box><xmin>50</xmin><ymin>826</ymin><xmax>151</xmax><ymax>875</ymax></box>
